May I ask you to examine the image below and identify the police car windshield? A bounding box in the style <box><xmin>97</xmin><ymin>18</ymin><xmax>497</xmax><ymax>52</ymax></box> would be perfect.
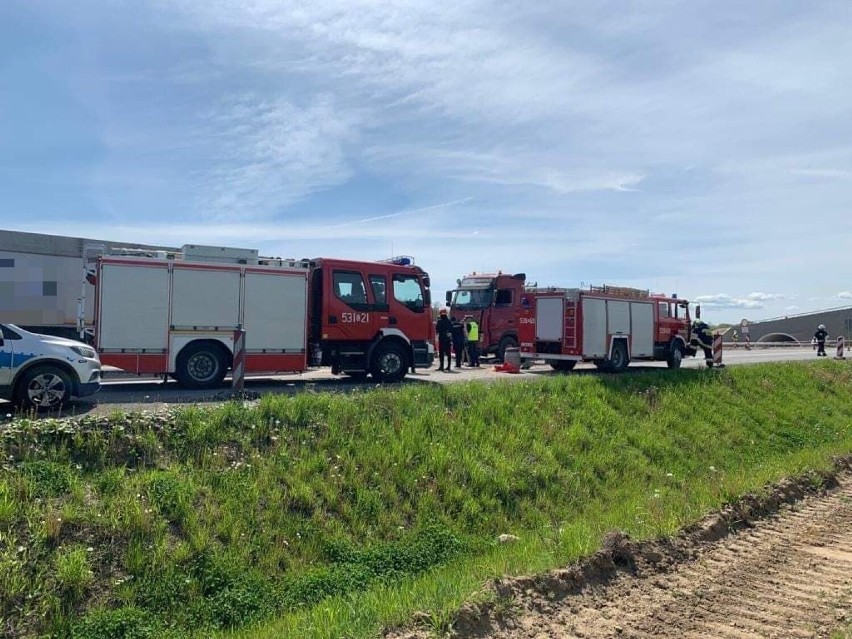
<box><xmin>451</xmin><ymin>288</ymin><xmax>492</xmax><ymax>310</ymax></box>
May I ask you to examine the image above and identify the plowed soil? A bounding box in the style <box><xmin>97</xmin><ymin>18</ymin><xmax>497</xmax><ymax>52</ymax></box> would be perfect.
<box><xmin>390</xmin><ymin>459</ymin><xmax>852</xmax><ymax>639</ymax></box>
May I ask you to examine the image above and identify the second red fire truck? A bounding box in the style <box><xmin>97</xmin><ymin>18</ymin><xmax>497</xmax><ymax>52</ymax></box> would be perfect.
<box><xmin>518</xmin><ymin>284</ymin><xmax>699</xmax><ymax>371</ymax></box>
<box><xmin>445</xmin><ymin>271</ymin><xmax>527</xmax><ymax>361</ymax></box>
<box><xmin>86</xmin><ymin>245</ymin><xmax>435</xmax><ymax>387</ymax></box>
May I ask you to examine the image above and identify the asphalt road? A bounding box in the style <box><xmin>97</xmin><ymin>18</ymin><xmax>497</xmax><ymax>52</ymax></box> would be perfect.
<box><xmin>0</xmin><ymin>346</ymin><xmax>838</xmax><ymax>419</ymax></box>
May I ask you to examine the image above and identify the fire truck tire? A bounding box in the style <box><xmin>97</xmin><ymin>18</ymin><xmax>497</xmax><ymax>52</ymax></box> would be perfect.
<box><xmin>497</xmin><ymin>336</ymin><xmax>517</xmax><ymax>362</ymax></box>
<box><xmin>370</xmin><ymin>342</ymin><xmax>408</xmax><ymax>383</ymax></box>
<box><xmin>175</xmin><ymin>341</ymin><xmax>228</xmax><ymax>389</ymax></box>
<box><xmin>550</xmin><ymin>360</ymin><xmax>577</xmax><ymax>372</ymax></box>
<box><xmin>667</xmin><ymin>343</ymin><xmax>684</xmax><ymax>369</ymax></box>
<box><xmin>14</xmin><ymin>365</ymin><xmax>73</xmax><ymax>411</ymax></box>
<box><xmin>609</xmin><ymin>341</ymin><xmax>629</xmax><ymax>373</ymax></box>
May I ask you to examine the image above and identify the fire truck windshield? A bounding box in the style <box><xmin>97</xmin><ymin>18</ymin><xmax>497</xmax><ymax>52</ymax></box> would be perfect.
<box><xmin>451</xmin><ymin>288</ymin><xmax>492</xmax><ymax>310</ymax></box>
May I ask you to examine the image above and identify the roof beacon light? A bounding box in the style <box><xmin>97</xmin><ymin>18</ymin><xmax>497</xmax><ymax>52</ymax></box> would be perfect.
<box><xmin>381</xmin><ymin>255</ymin><xmax>414</xmax><ymax>266</ymax></box>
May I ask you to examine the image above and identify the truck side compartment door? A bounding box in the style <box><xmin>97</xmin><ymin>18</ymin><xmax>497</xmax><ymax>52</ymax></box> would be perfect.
<box><xmin>582</xmin><ymin>298</ymin><xmax>607</xmax><ymax>358</ymax></box>
<box><xmin>630</xmin><ymin>302</ymin><xmax>654</xmax><ymax>357</ymax></box>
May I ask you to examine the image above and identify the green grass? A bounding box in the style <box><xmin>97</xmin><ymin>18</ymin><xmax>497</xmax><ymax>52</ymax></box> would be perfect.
<box><xmin>1</xmin><ymin>361</ymin><xmax>852</xmax><ymax>638</ymax></box>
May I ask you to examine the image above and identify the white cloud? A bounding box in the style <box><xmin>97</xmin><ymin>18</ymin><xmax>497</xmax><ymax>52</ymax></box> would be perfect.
<box><xmin>837</xmin><ymin>291</ymin><xmax>852</xmax><ymax>300</ymax></box>
<box><xmin>694</xmin><ymin>291</ymin><xmax>784</xmax><ymax>309</ymax></box>
<box><xmin>197</xmin><ymin>95</ymin><xmax>361</xmax><ymax>218</ymax></box>
<box><xmin>747</xmin><ymin>292</ymin><xmax>784</xmax><ymax>301</ymax></box>
<box><xmin>695</xmin><ymin>294</ymin><xmax>765</xmax><ymax>310</ymax></box>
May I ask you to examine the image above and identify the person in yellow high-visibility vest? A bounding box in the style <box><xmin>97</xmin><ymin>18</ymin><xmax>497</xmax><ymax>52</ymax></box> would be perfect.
<box><xmin>464</xmin><ymin>315</ymin><xmax>480</xmax><ymax>367</ymax></box>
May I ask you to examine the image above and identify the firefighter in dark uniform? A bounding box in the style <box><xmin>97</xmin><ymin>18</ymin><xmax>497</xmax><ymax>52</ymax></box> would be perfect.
<box><xmin>436</xmin><ymin>309</ymin><xmax>453</xmax><ymax>371</ymax></box>
<box><xmin>814</xmin><ymin>324</ymin><xmax>828</xmax><ymax>357</ymax></box>
<box><xmin>450</xmin><ymin>316</ymin><xmax>466</xmax><ymax>369</ymax></box>
<box><xmin>692</xmin><ymin>318</ymin><xmax>715</xmax><ymax>367</ymax></box>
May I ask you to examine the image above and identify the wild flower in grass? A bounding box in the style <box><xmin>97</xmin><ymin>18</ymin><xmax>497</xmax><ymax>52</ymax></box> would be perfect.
<box><xmin>709</xmin><ymin>466</ymin><xmax>716</xmax><ymax>473</ymax></box>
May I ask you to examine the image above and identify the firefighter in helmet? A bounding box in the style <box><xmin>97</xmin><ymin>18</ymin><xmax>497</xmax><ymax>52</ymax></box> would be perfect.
<box><xmin>814</xmin><ymin>324</ymin><xmax>828</xmax><ymax>357</ymax></box>
<box><xmin>691</xmin><ymin>318</ymin><xmax>715</xmax><ymax>367</ymax></box>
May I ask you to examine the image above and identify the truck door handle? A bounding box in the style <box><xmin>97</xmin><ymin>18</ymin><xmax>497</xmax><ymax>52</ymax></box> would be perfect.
<box><xmin>389</xmin><ymin>316</ymin><xmax>398</xmax><ymax>325</ymax></box>
<box><xmin>328</xmin><ymin>315</ymin><xmax>338</xmax><ymax>324</ymax></box>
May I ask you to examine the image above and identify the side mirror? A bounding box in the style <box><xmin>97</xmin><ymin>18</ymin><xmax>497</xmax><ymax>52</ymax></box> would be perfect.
<box><xmin>445</xmin><ymin>291</ymin><xmax>452</xmax><ymax>305</ymax></box>
<box><xmin>695</xmin><ymin>304</ymin><xmax>701</xmax><ymax>319</ymax></box>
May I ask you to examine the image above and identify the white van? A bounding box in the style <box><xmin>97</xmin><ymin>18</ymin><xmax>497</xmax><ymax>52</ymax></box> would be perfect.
<box><xmin>0</xmin><ymin>324</ymin><xmax>102</xmax><ymax>411</ymax></box>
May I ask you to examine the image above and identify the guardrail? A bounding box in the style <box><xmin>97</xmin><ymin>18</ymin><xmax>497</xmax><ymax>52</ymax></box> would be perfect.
<box><xmin>724</xmin><ymin>340</ymin><xmax>843</xmax><ymax>348</ymax></box>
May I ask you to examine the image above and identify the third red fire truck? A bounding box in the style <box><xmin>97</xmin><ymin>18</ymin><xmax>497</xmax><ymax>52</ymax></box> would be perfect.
<box><xmin>518</xmin><ymin>284</ymin><xmax>699</xmax><ymax>371</ymax></box>
<box><xmin>86</xmin><ymin>245</ymin><xmax>435</xmax><ymax>387</ymax></box>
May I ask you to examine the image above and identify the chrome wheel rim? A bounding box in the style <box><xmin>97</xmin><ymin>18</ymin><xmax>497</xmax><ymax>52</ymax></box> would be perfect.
<box><xmin>27</xmin><ymin>373</ymin><xmax>67</xmax><ymax>408</ymax></box>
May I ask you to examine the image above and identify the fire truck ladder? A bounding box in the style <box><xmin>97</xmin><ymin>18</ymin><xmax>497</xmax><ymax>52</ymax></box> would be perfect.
<box><xmin>564</xmin><ymin>299</ymin><xmax>578</xmax><ymax>350</ymax></box>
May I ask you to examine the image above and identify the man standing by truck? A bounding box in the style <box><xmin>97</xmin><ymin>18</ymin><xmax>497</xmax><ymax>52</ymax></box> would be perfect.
<box><xmin>450</xmin><ymin>316</ymin><xmax>466</xmax><ymax>369</ymax></box>
<box><xmin>436</xmin><ymin>309</ymin><xmax>453</xmax><ymax>371</ymax></box>
<box><xmin>465</xmin><ymin>315</ymin><xmax>480</xmax><ymax>367</ymax></box>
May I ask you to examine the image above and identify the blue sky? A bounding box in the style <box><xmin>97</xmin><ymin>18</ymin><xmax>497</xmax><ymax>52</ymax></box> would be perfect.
<box><xmin>1</xmin><ymin>0</ymin><xmax>851</xmax><ymax>323</ymax></box>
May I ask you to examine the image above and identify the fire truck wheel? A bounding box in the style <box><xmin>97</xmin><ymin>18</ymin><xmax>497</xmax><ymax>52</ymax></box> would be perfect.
<box><xmin>497</xmin><ymin>336</ymin><xmax>517</xmax><ymax>362</ymax></box>
<box><xmin>667</xmin><ymin>344</ymin><xmax>684</xmax><ymax>369</ymax></box>
<box><xmin>371</xmin><ymin>342</ymin><xmax>408</xmax><ymax>383</ymax></box>
<box><xmin>609</xmin><ymin>341</ymin><xmax>629</xmax><ymax>373</ymax></box>
<box><xmin>14</xmin><ymin>365</ymin><xmax>73</xmax><ymax>411</ymax></box>
<box><xmin>175</xmin><ymin>342</ymin><xmax>228</xmax><ymax>389</ymax></box>
<box><xmin>550</xmin><ymin>360</ymin><xmax>577</xmax><ymax>372</ymax></box>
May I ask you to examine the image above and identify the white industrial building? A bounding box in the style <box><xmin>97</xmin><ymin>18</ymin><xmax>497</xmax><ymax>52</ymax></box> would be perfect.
<box><xmin>0</xmin><ymin>229</ymin><xmax>175</xmax><ymax>339</ymax></box>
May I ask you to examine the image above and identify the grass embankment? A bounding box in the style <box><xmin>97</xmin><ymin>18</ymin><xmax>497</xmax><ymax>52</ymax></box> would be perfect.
<box><xmin>1</xmin><ymin>362</ymin><xmax>852</xmax><ymax>638</ymax></box>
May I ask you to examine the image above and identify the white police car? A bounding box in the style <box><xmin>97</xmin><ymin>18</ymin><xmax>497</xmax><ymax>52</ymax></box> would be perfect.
<box><xmin>1</xmin><ymin>324</ymin><xmax>102</xmax><ymax>411</ymax></box>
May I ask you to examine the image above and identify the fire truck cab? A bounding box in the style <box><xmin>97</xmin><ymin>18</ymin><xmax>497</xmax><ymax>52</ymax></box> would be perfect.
<box><xmin>87</xmin><ymin>246</ymin><xmax>434</xmax><ymax>387</ymax></box>
<box><xmin>518</xmin><ymin>285</ymin><xmax>696</xmax><ymax>372</ymax></box>
<box><xmin>445</xmin><ymin>272</ymin><xmax>526</xmax><ymax>361</ymax></box>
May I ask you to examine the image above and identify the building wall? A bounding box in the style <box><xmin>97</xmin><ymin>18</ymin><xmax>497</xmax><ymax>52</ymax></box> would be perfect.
<box><xmin>0</xmin><ymin>251</ymin><xmax>87</xmax><ymax>327</ymax></box>
<box><xmin>0</xmin><ymin>230</ymin><xmax>175</xmax><ymax>336</ymax></box>
<box><xmin>728</xmin><ymin>307</ymin><xmax>852</xmax><ymax>343</ymax></box>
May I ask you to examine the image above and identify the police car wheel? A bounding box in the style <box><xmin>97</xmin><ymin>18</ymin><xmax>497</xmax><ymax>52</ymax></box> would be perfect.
<box><xmin>15</xmin><ymin>366</ymin><xmax>72</xmax><ymax>411</ymax></box>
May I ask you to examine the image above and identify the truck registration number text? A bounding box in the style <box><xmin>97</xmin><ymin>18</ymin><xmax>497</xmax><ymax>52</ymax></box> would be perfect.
<box><xmin>341</xmin><ymin>312</ymin><xmax>370</xmax><ymax>324</ymax></box>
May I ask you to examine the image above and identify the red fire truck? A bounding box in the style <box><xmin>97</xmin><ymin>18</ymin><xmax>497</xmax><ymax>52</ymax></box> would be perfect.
<box><xmin>445</xmin><ymin>272</ymin><xmax>526</xmax><ymax>361</ymax></box>
<box><xmin>86</xmin><ymin>245</ymin><xmax>435</xmax><ymax>387</ymax></box>
<box><xmin>518</xmin><ymin>284</ymin><xmax>698</xmax><ymax>371</ymax></box>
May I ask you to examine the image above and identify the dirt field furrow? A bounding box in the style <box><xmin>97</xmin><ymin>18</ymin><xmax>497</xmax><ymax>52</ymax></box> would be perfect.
<box><xmin>397</xmin><ymin>466</ymin><xmax>852</xmax><ymax>639</ymax></box>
